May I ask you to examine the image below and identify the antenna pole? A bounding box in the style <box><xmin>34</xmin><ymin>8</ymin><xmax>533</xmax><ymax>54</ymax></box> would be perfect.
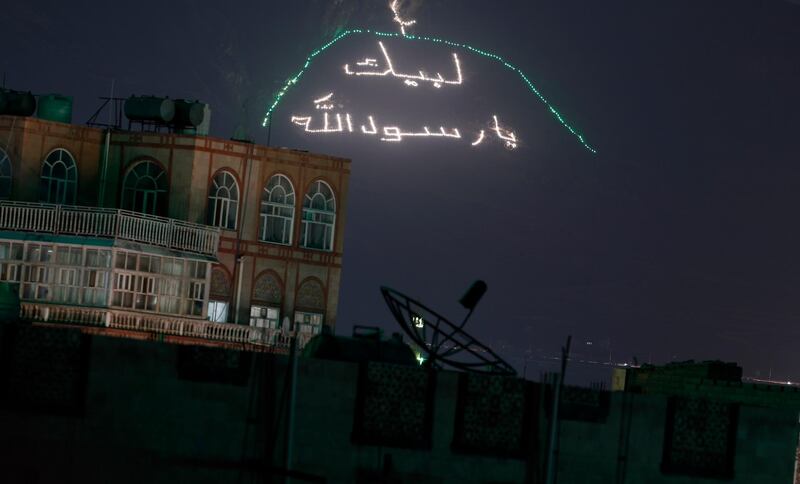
<box><xmin>284</xmin><ymin>336</ymin><xmax>299</xmax><ymax>483</ymax></box>
<box><xmin>108</xmin><ymin>79</ymin><xmax>115</xmax><ymax>126</ymax></box>
<box><xmin>459</xmin><ymin>308</ymin><xmax>474</xmax><ymax>328</ymax></box>
<box><xmin>545</xmin><ymin>335</ymin><xmax>572</xmax><ymax>484</ymax></box>
<box><xmin>98</xmin><ymin>79</ymin><xmax>115</xmax><ymax>207</ymax></box>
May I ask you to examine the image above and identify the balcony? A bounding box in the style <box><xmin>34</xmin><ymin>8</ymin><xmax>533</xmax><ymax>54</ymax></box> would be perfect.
<box><xmin>0</xmin><ymin>201</ymin><xmax>219</xmax><ymax>258</ymax></box>
<box><xmin>20</xmin><ymin>302</ymin><xmax>318</xmax><ymax>351</ymax></box>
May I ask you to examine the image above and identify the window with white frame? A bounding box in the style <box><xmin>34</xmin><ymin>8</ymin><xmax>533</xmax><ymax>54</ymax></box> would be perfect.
<box><xmin>52</xmin><ymin>245</ymin><xmax>83</xmax><ymax>303</ymax></box>
<box><xmin>53</xmin><ymin>267</ymin><xmax>81</xmax><ymax>304</ymax></box>
<box><xmin>300</xmin><ymin>180</ymin><xmax>336</xmax><ymax>251</ymax></box>
<box><xmin>0</xmin><ymin>147</ymin><xmax>12</xmax><ymax>199</ymax></box>
<box><xmin>250</xmin><ymin>305</ymin><xmax>280</xmax><ymax>329</ymax></box>
<box><xmin>1</xmin><ymin>242</ymin><xmax>110</xmax><ymax>306</ymax></box>
<box><xmin>122</xmin><ymin>160</ymin><xmax>168</xmax><ymax>216</ymax></box>
<box><xmin>1</xmin><ymin>243</ymin><xmax>211</xmax><ymax>315</ymax></box>
<box><xmin>21</xmin><ymin>244</ymin><xmax>55</xmax><ymax>301</ymax></box>
<box><xmin>111</xmin><ymin>250</ymin><xmax>207</xmax><ymax>317</ymax></box>
<box><xmin>0</xmin><ymin>242</ymin><xmax>23</xmax><ymax>282</ymax></box>
<box><xmin>187</xmin><ymin>280</ymin><xmax>205</xmax><ymax>317</ymax></box>
<box><xmin>82</xmin><ymin>251</ymin><xmax>111</xmax><ymax>307</ymax></box>
<box><xmin>207</xmin><ymin>171</ymin><xmax>239</xmax><ymax>230</ymax></box>
<box><xmin>40</xmin><ymin>148</ymin><xmax>77</xmax><ymax>204</ymax></box>
<box><xmin>112</xmin><ymin>273</ymin><xmax>157</xmax><ymax>311</ymax></box>
<box><xmin>260</xmin><ymin>174</ymin><xmax>295</xmax><ymax>245</ymax></box>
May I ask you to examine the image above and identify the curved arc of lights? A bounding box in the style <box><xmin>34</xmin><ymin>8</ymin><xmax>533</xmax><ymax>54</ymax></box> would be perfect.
<box><xmin>262</xmin><ymin>29</ymin><xmax>597</xmax><ymax>154</ymax></box>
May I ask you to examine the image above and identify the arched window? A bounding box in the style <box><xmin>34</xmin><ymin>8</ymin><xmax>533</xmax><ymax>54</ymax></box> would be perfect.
<box><xmin>294</xmin><ymin>277</ymin><xmax>325</xmax><ymax>334</ymax></box>
<box><xmin>251</xmin><ymin>271</ymin><xmax>283</xmax><ymax>329</ymax></box>
<box><xmin>207</xmin><ymin>171</ymin><xmax>239</xmax><ymax>230</ymax></box>
<box><xmin>0</xmin><ymin>148</ymin><xmax>11</xmax><ymax>199</ymax></box>
<box><xmin>300</xmin><ymin>180</ymin><xmax>336</xmax><ymax>251</ymax></box>
<box><xmin>295</xmin><ymin>278</ymin><xmax>325</xmax><ymax>311</ymax></box>
<box><xmin>208</xmin><ymin>266</ymin><xmax>231</xmax><ymax>323</ymax></box>
<box><xmin>121</xmin><ymin>160</ymin><xmax>168</xmax><ymax>215</ymax></box>
<box><xmin>40</xmin><ymin>148</ymin><xmax>77</xmax><ymax>204</ymax></box>
<box><xmin>260</xmin><ymin>174</ymin><xmax>295</xmax><ymax>245</ymax></box>
<box><xmin>252</xmin><ymin>271</ymin><xmax>283</xmax><ymax>305</ymax></box>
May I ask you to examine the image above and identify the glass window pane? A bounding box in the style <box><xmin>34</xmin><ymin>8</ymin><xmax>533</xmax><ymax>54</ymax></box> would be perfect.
<box><xmin>11</xmin><ymin>244</ymin><xmax>22</xmax><ymax>260</ymax></box>
<box><xmin>125</xmin><ymin>253</ymin><xmax>137</xmax><ymax>270</ymax></box>
<box><xmin>138</xmin><ymin>255</ymin><xmax>150</xmax><ymax>272</ymax></box>
<box><xmin>208</xmin><ymin>301</ymin><xmax>228</xmax><ymax>323</ymax></box>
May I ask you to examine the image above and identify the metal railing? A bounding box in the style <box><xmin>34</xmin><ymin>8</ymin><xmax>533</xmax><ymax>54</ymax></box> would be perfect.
<box><xmin>19</xmin><ymin>302</ymin><xmax>317</xmax><ymax>351</ymax></box>
<box><xmin>0</xmin><ymin>201</ymin><xmax>220</xmax><ymax>257</ymax></box>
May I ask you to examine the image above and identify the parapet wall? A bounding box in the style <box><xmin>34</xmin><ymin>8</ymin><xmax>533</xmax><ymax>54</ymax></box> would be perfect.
<box><xmin>0</xmin><ymin>323</ymin><xmax>796</xmax><ymax>483</ymax></box>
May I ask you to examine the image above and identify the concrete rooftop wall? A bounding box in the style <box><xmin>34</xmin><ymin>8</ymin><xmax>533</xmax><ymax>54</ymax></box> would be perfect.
<box><xmin>0</xmin><ymin>324</ymin><xmax>797</xmax><ymax>483</ymax></box>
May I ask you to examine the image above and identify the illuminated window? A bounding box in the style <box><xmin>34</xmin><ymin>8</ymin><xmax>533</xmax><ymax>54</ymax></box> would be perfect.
<box><xmin>40</xmin><ymin>149</ymin><xmax>77</xmax><ymax>204</ymax></box>
<box><xmin>294</xmin><ymin>311</ymin><xmax>323</xmax><ymax>334</ymax></box>
<box><xmin>0</xmin><ymin>147</ymin><xmax>11</xmax><ymax>199</ymax></box>
<box><xmin>208</xmin><ymin>301</ymin><xmax>228</xmax><ymax>323</ymax></box>
<box><xmin>122</xmin><ymin>160</ymin><xmax>168</xmax><ymax>215</ymax></box>
<box><xmin>259</xmin><ymin>174</ymin><xmax>295</xmax><ymax>245</ymax></box>
<box><xmin>250</xmin><ymin>305</ymin><xmax>280</xmax><ymax>329</ymax></box>
<box><xmin>207</xmin><ymin>171</ymin><xmax>239</xmax><ymax>230</ymax></box>
<box><xmin>300</xmin><ymin>180</ymin><xmax>336</xmax><ymax>251</ymax></box>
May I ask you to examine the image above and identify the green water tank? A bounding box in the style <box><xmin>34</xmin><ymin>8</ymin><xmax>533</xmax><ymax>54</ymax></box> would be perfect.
<box><xmin>173</xmin><ymin>99</ymin><xmax>206</xmax><ymax>127</ymax></box>
<box><xmin>37</xmin><ymin>94</ymin><xmax>73</xmax><ymax>124</ymax></box>
<box><xmin>0</xmin><ymin>89</ymin><xmax>36</xmax><ymax>116</ymax></box>
<box><xmin>124</xmin><ymin>96</ymin><xmax>175</xmax><ymax>123</ymax></box>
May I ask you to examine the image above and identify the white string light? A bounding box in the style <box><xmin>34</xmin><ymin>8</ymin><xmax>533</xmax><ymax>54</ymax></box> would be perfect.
<box><xmin>344</xmin><ymin>41</ymin><xmax>462</xmax><ymax>89</ymax></box>
<box><xmin>262</xmin><ymin>28</ymin><xmax>595</xmax><ymax>153</ymax></box>
<box><xmin>291</xmin><ymin>94</ymin><xmax>518</xmax><ymax>149</ymax></box>
<box><xmin>492</xmin><ymin>115</ymin><xmax>518</xmax><ymax>149</ymax></box>
<box><xmin>287</xmin><ymin>2</ymin><xmax>520</xmax><ymax>152</ymax></box>
<box><xmin>390</xmin><ymin>0</ymin><xmax>416</xmax><ymax>36</ymax></box>
<box><xmin>361</xmin><ymin>116</ymin><xmax>378</xmax><ymax>134</ymax></box>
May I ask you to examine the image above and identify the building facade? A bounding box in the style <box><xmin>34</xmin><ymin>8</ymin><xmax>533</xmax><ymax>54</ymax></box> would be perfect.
<box><xmin>0</xmin><ymin>113</ymin><xmax>350</xmax><ymax>350</ymax></box>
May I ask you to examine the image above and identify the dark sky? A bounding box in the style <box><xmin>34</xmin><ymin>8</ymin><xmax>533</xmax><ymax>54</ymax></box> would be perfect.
<box><xmin>3</xmin><ymin>0</ymin><xmax>800</xmax><ymax>381</ymax></box>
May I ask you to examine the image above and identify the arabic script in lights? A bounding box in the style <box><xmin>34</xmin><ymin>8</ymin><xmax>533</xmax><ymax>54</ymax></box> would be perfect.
<box><xmin>291</xmin><ymin>93</ymin><xmax>518</xmax><ymax>150</ymax></box>
<box><xmin>344</xmin><ymin>41</ymin><xmax>462</xmax><ymax>89</ymax></box>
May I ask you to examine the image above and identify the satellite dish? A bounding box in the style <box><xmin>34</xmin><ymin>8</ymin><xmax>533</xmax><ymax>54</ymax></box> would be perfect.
<box><xmin>381</xmin><ymin>285</ymin><xmax>516</xmax><ymax>376</ymax></box>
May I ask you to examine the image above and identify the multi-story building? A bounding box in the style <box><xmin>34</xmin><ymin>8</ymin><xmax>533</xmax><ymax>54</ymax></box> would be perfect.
<box><xmin>0</xmin><ymin>100</ymin><xmax>350</xmax><ymax>351</ymax></box>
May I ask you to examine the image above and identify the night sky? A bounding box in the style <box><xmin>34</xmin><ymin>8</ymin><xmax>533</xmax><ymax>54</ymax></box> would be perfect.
<box><xmin>3</xmin><ymin>0</ymin><xmax>800</xmax><ymax>381</ymax></box>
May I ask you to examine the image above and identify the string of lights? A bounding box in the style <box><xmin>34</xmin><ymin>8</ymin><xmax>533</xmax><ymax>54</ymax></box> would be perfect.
<box><xmin>390</xmin><ymin>0</ymin><xmax>417</xmax><ymax>36</ymax></box>
<box><xmin>262</xmin><ymin>29</ymin><xmax>596</xmax><ymax>154</ymax></box>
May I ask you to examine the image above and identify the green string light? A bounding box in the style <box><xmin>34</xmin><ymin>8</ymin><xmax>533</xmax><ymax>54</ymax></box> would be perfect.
<box><xmin>262</xmin><ymin>29</ymin><xmax>596</xmax><ymax>154</ymax></box>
